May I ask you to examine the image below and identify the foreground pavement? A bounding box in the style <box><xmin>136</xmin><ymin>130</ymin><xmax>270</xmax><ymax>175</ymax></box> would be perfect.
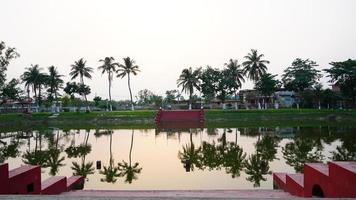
<box><xmin>0</xmin><ymin>189</ymin><xmax>333</xmax><ymax>199</ymax></box>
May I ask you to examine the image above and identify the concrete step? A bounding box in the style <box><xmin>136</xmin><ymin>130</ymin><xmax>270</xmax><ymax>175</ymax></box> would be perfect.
<box><xmin>273</xmin><ymin>173</ymin><xmax>287</xmax><ymax>191</ymax></box>
<box><xmin>67</xmin><ymin>176</ymin><xmax>84</xmax><ymax>191</ymax></box>
<box><xmin>41</xmin><ymin>176</ymin><xmax>67</xmax><ymax>195</ymax></box>
<box><xmin>8</xmin><ymin>165</ymin><xmax>41</xmax><ymax>194</ymax></box>
<box><xmin>305</xmin><ymin>163</ymin><xmax>329</xmax><ymax>176</ymax></box>
<box><xmin>286</xmin><ymin>174</ymin><xmax>304</xmax><ymax>197</ymax></box>
<box><xmin>328</xmin><ymin>161</ymin><xmax>356</xmax><ymax>197</ymax></box>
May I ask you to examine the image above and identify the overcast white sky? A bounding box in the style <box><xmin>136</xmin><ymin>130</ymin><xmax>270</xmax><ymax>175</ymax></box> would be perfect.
<box><xmin>1</xmin><ymin>0</ymin><xmax>356</xmax><ymax>100</ymax></box>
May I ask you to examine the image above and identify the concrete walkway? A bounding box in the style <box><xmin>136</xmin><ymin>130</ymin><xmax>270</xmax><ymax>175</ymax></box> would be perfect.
<box><xmin>0</xmin><ymin>190</ymin><xmax>301</xmax><ymax>199</ymax></box>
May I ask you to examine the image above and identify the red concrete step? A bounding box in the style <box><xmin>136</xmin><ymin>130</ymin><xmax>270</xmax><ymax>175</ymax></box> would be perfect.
<box><xmin>8</xmin><ymin>165</ymin><xmax>41</xmax><ymax>194</ymax></box>
<box><xmin>304</xmin><ymin>163</ymin><xmax>330</xmax><ymax>197</ymax></box>
<box><xmin>41</xmin><ymin>176</ymin><xmax>67</xmax><ymax>195</ymax></box>
<box><xmin>328</xmin><ymin>161</ymin><xmax>356</xmax><ymax>198</ymax></box>
<box><xmin>158</xmin><ymin>110</ymin><xmax>204</xmax><ymax>123</ymax></box>
<box><xmin>67</xmin><ymin>176</ymin><xmax>84</xmax><ymax>191</ymax></box>
<box><xmin>273</xmin><ymin>173</ymin><xmax>287</xmax><ymax>191</ymax></box>
<box><xmin>0</xmin><ymin>163</ymin><xmax>9</xmax><ymax>194</ymax></box>
<box><xmin>286</xmin><ymin>174</ymin><xmax>304</xmax><ymax>197</ymax></box>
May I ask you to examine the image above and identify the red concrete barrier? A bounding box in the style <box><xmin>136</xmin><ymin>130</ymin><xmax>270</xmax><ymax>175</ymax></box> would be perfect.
<box><xmin>0</xmin><ymin>163</ymin><xmax>9</xmax><ymax>194</ymax></box>
<box><xmin>274</xmin><ymin>161</ymin><xmax>356</xmax><ymax>198</ymax></box>
<box><xmin>8</xmin><ymin>165</ymin><xmax>41</xmax><ymax>194</ymax></box>
<box><xmin>41</xmin><ymin>176</ymin><xmax>67</xmax><ymax>195</ymax></box>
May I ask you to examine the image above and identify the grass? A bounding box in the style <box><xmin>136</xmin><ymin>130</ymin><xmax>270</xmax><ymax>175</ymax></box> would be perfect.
<box><xmin>0</xmin><ymin>109</ymin><xmax>356</xmax><ymax>132</ymax></box>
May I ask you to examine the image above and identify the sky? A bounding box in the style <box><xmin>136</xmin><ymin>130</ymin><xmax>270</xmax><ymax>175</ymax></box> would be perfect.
<box><xmin>1</xmin><ymin>0</ymin><xmax>356</xmax><ymax>100</ymax></box>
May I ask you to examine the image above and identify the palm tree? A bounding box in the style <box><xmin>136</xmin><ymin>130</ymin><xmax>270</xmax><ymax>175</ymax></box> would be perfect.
<box><xmin>177</xmin><ymin>67</ymin><xmax>201</xmax><ymax>110</ymax></box>
<box><xmin>98</xmin><ymin>57</ymin><xmax>118</xmax><ymax>111</ymax></box>
<box><xmin>242</xmin><ymin>49</ymin><xmax>269</xmax><ymax>82</ymax></box>
<box><xmin>70</xmin><ymin>58</ymin><xmax>93</xmax><ymax>111</ymax></box>
<box><xmin>21</xmin><ymin>64</ymin><xmax>45</xmax><ymax>109</ymax></box>
<box><xmin>117</xmin><ymin>57</ymin><xmax>140</xmax><ymax>110</ymax></box>
<box><xmin>46</xmin><ymin>66</ymin><xmax>64</xmax><ymax>111</ymax></box>
<box><xmin>44</xmin><ymin>130</ymin><xmax>65</xmax><ymax>176</ymax></box>
<box><xmin>118</xmin><ymin>130</ymin><xmax>142</xmax><ymax>183</ymax></box>
<box><xmin>225</xmin><ymin>59</ymin><xmax>245</xmax><ymax>109</ymax></box>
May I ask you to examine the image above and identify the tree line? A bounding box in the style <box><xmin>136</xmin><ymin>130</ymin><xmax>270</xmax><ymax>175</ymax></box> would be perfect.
<box><xmin>1</xmin><ymin>41</ymin><xmax>356</xmax><ymax>111</ymax></box>
<box><xmin>177</xmin><ymin>49</ymin><xmax>356</xmax><ymax>109</ymax></box>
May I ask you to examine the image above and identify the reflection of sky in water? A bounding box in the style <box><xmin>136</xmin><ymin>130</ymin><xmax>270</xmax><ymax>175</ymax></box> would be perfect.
<box><xmin>0</xmin><ymin>127</ymin><xmax>354</xmax><ymax>190</ymax></box>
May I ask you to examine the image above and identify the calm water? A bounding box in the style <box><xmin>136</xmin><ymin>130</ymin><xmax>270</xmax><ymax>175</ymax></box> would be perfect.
<box><xmin>0</xmin><ymin>126</ymin><xmax>355</xmax><ymax>190</ymax></box>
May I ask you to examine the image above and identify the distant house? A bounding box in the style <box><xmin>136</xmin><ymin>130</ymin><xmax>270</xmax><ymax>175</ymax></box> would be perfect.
<box><xmin>0</xmin><ymin>98</ymin><xmax>36</xmax><ymax>113</ymax></box>
<box><xmin>275</xmin><ymin>91</ymin><xmax>295</xmax><ymax>108</ymax></box>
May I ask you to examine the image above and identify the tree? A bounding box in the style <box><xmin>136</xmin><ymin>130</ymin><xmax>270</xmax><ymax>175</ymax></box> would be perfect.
<box><xmin>1</xmin><ymin>78</ymin><xmax>22</xmax><ymax>100</ymax></box>
<box><xmin>93</xmin><ymin>96</ymin><xmax>102</xmax><ymax>107</ymax></box>
<box><xmin>225</xmin><ymin>59</ymin><xmax>245</xmax><ymax>109</ymax></box>
<box><xmin>46</xmin><ymin>66</ymin><xmax>63</xmax><ymax>112</ymax></box>
<box><xmin>0</xmin><ymin>41</ymin><xmax>20</xmax><ymax>89</ymax></box>
<box><xmin>216</xmin><ymin>68</ymin><xmax>236</xmax><ymax>109</ymax></box>
<box><xmin>254</xmin><ymin>73</ymin><xmax>279</xmax><ymax>109</ymax></box>
<box><xmin>136</xmin><ymin>89</ymin><xmax>154</xmax><ymax>105</ymax></box>
<box><xmin>98</xmin><ymin>57</ymin><xmax>118</xmax><ymax>111</ymax></box>
<box><xmin>177</xmin><ymin>67</ymin><xmax>201</xmax><ymax>109</ymax></box>
<box><xmin>325</xmin><ymin>59</ymin><xmax>356</xmax><ymax>107</ymax></box>
<box><xmin>117</xmin><ymin>57</ymin><xmax>140</xmax><ymax>111</ymax></box>
<box><xmin>70</xmin><ymin>58</ymin><xmax>93</xmax><ymax>111</ymax></box>
<box><xmin>242</xmin><ymin>49</ymin><xmax>269</xmax><ymax>82</ymax></box>
<box><xmin>199</xmin><ymin>66</ymin><xmax>220</xmax><ymax>103</ymax></box>
<box><xmin>282</xmin><ymin>58</ymin><xmax>322</xmax><ymax>92</ymax></box>
<box><xmin>165</xmin><ymin>89</ymin><xmax>179</xmax><ymax>104</ymax></box>
<box><xmin>21</xmin><ymin>64</ymin><xmax>46</xmax><ymax>107</ymax></box>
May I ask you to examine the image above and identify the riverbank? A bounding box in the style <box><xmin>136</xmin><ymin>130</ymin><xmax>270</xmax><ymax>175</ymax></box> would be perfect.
<box><xmin>0</xmin><ymin>109</ymin><xmax>356</xmax><ymax>131</ymax></box>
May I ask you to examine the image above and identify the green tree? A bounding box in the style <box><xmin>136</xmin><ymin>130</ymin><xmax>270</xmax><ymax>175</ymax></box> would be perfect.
<box><xmin>282</xmin><ymin>58</ymin><xmax>322</xmax><ymax>92</ymax></box>
<box><xmin>178</xmin><ymin>129</ymin><xmax>202</xmax><ymax>172</ymax></box>
<box><xmin>199</xmin><ymin>66</ymin><xmax>219</xmax><ymax>103</ymax></box>
<box><xmin>225</xmin><ymin>59</ymin><xmax>245</xmax><ymax>109</ymax></box>
<box><xmin>70</xmin><ymin>58</ymin><xmax>93</xmax><ymax>111</ymax></box>
<box><xmin>325</xmin><ymin>59</ymin><xmax>356</xmax><ymax>107</ymax></box>
<box><xmin>216</xmin><ymin>68</ymin><xmax>236</xmax><ymax>109</ymax></box>
<box><xmin>118</xmin><ymin>130</ymin><xmax>142</xmax><ymax>183</ymax></box>
<box><xmin>244</xmin><ymin>153</ymin><xmax>271</xmax><ymax>187</ymax></box>
<box><xmin>136</xmin><ymin>89</ymin><xmax>154</xmax><ymax>105</ymax></box>
<box><xmin>254</xmin><ymin>73</ymin><xmax>279</xmax><ymax>109</ymax></box>
<box><xmin>177</xmin><ymin>67</ymin><xmax>201</xmax><ymax>109</ymax></box>
<box><xmin>21</xmin><ymin>64</ymin><xmax>46</xmax><ymax>107</ymax></box>
<box><xmin>98</xmin><ymin>57</ymin><xmax>118</xmax><ymax>111</ymax></box>
<box><xmin>93</xmin><ymin>96</ymin><xmax>102</xmax><ymax>107</ymax></box>
<box><xmin>46</xmin><ymin>66</ymin><xmax>63</xmax><ymax>102</ymax></box>
<box><xmin>0</xmin><ymin>41</ymin><xmax>20</xmax><ymax>89</ymax></box>
<box><xmin>165</xmin><ymin>89</ymin><xmax>179</xmax><ymax>105</ymax></box>
<box><xmin>117</xmin><ymin>57</ymin><xmax>140</xmax><ymax>110</ymax></box>
<box><xmin>1</xmin><ymin>78</ymin><xmax>22</xmax><ymax>100</ymax></box>
<box><xmin>242</xmin><ymin>49</ymin><xmax>269</xmax><ymax>82</ymax></box>
<box><xmin>98</xmin><ymin>130</ymin><xmax>119</xmax><ymax>183</ymax></box>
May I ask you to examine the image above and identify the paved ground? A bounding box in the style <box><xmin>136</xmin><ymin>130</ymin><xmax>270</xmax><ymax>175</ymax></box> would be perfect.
<box><xmin>0</xmin><ymin>189</ymin><xmax>325</xmax><ymax>199</ymax></box>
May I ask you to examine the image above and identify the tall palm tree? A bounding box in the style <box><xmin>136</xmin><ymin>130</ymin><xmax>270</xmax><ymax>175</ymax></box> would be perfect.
<box><xmin>177</xmin><ymin>67</ymin><xmax>201</xmax><ymax>110</ymax></box>
<box><xmin>242</xmin><ymin>49</ymin><xmax>269</xmax><ymax>82</ymax></box>
<box><xmin>21</xmin><ymin>64</ymin><xmax>46</xmax><ymax>109</ymax></box>
<box><xmin>71</xmin><ymin>131</ymin><xmax>94</xmax><ymax>179</ymax></box>
<box><xmin>98</xmin><ymin>57</ymin><xmax>118</xmax><ymax>111</ymax></box>
<box><xmin>225</xmin><ymin>59</ymin><xmax>245</xmax><ymax>109</ymax></box>
<box><xmin>70</xmin><ymin>58</ymin><xmax>93</xmax><ymax>111</ymax></box>
<box><xmin>118</xmin><ymin>130</ymin><xmax>142</xmax><ymax>183</ymax></box>
<box><xmin>117</xmin><ymin>57</ymin><xmax>140</xmax><ymax>110</ymax></box>
<box><xmin>46</xmin><ymin>66</ymin><xmax>64</xmax><ymax>111</ymax></box>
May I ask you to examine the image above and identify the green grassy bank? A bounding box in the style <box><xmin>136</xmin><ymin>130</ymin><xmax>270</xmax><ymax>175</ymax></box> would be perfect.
<box><xmin>0</xmin><ymin>109</ymin><xmax>356</xmax><ymax>131</ymax></box>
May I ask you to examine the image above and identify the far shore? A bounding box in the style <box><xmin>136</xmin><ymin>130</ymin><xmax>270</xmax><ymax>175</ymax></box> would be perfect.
<box><xmin>1</xmin><ymin>109</ymin><xmax>356</xmax><ymax>132</ymax></box>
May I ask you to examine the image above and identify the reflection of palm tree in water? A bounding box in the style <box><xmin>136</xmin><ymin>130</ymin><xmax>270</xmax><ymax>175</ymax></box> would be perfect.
<box><xmin>244</xmin><ymin>129</ymin><xmax>274</xmax><ymax>187</ymax></box>
<box><xmin>178</xmin><ymin>129</ymin><xmax>201</xmax><ymax>172</ymax></box>
<box><xmin>99</xmin><ymin>130</ymin><xmax>119</xmax><ymax>183</ymax></box>
<box><xmin>118</xmin><ymin>130</ymin><xmax>142</xmax><ymax>184</ymax></box>
<box><xmin>223</xmin><ymin>129</ymin><xmax>246</xmax><ymax>178</ymax></box>
<box><xmin>45</xmin><ymin>129</ymin><xmax>65</xmax><ymax>176</ymax></box>
<box><xmin>0</xmin><ymin>135</ymin><xmax>22</xmax><ymax>163</ymax></box>
<box><xmin>22</xmin><ymin>131</ymin><xmax>47</xmax><ymax>167</ymax></box>
<box><xmin>71</xmin><ymin>130</ymin><xmax>94</xmax><ymax>179</ymax></box>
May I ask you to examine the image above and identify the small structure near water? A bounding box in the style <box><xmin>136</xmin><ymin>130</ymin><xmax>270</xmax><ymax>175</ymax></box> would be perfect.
<box><xmin>155</xmin><ymin>109</ymin><xmax>204</xmax><ymax>124</ymax></box>
<box><xmin>273</xmin><ymin>161</ymin><xmax>356</xmax><ymax>198</ymax></box>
